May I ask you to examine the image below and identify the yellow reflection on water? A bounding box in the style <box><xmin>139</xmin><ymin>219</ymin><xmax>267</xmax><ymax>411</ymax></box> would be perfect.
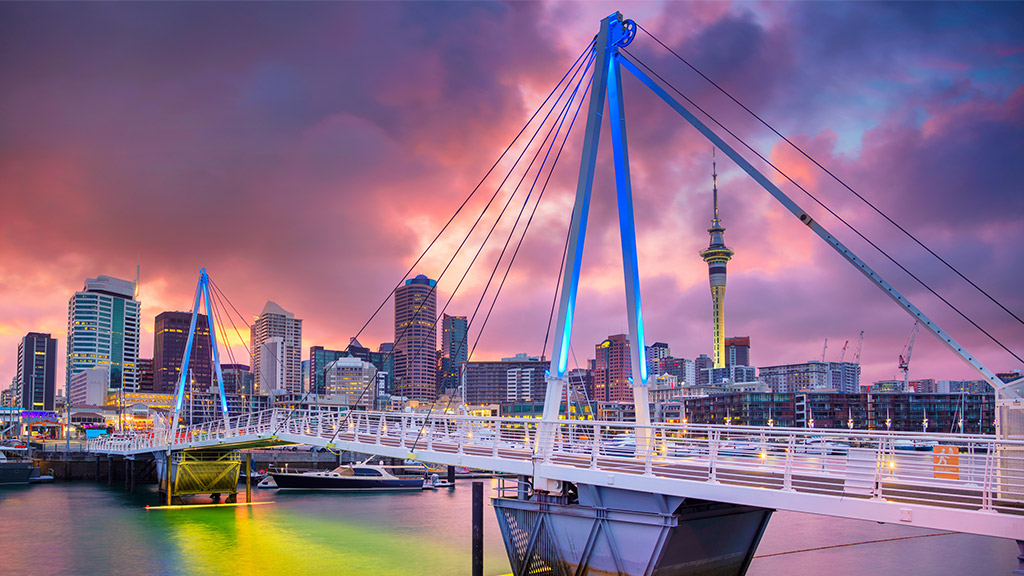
<box><xmin>159</xmin><ymin>503</ymin><xmax>466</xmax><ymax>576</ymax></box>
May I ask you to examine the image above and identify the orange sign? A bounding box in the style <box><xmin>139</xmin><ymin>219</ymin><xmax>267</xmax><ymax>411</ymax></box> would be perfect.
<box><xmin>933</xmin><ymin>445</ymin><xmax>959</xmax><ymax>479</ymax></box>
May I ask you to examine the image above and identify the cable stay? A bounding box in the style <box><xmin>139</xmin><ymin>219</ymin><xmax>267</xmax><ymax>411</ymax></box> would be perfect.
<box><xmin>635</xmin><ymin>23</ymin><xmax>1024</xmax><ymax>331</ymax></box>
<box><xmin>605</xmin><ymin>28</ymin><xmax>1022</xmax><ymax>400</ymax></box>
<box><xmin>314</xmin><ymin>44</ymin><xmax>597</xmax><ymax>449</ymax></box>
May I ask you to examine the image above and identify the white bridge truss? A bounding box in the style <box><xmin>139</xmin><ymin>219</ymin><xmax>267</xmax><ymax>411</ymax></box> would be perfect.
<box><xmin>90</xmin><ymin>408</ymin><xmax>1024</xmax><ymax>540</ymax></box>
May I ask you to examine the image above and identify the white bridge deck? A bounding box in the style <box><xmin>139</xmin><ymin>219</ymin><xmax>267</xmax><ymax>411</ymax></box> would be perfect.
<box><xmin>89</xmin><ymin>408</ymin><xmax>1024</xmax><ymax>540</ymax></box>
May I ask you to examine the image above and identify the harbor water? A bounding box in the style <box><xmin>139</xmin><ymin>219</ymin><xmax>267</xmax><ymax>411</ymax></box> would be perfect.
<box><xmin>0</xmin><ymin>480</ymin><xmax>1016</xmax><ymax>575</ymax></box>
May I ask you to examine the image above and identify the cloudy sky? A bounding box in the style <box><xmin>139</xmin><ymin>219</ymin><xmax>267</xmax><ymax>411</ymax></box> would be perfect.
<box><xmin>1</xmin><ymin>1</ymin><xmax>1022</xmax><ymax>393</ymax></box>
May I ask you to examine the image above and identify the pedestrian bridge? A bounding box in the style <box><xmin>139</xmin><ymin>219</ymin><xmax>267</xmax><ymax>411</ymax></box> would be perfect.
<box><xmin>89</xmin><ymin>407</ymin><xmax>1024</xmax><ymax>541</ymax></box>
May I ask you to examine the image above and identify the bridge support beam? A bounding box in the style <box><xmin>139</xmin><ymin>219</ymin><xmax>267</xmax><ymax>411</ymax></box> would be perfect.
<box><xmin>494</xmin><ymin>484</ymin><xmax>772</xmax><ymax>576</ymax></box>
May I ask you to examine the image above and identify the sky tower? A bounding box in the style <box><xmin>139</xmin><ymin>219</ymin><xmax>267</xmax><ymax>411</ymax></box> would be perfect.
<box><xmin>699</xmin><ymin>149</ymin><xmax>734</xmax><ymax>369</ymax></box>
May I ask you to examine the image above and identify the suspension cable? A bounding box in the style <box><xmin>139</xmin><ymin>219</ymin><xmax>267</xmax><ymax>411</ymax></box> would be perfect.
<box><xmin>327</xmin><ymin>46</ymin><xmax>597</xmax><ymax>445</ymax></box>
<box><xmin>343</xmin><ymin>41</ymin><xmax>597</xmax><ymax>352</ymax></box>
<box><xmin>635</xmin><ymin>23</ymin><xmax>1024</xmax><ymax>329</ymax></box>
<box><xmin>409</xmin><ymin>52</ymin><xmax>595</xmax><ymax>445</ymax></box>
<box><xmin>620</xmin><ymin>48</ymin><xmax>1024</xmax><ymax>365</ymax></box>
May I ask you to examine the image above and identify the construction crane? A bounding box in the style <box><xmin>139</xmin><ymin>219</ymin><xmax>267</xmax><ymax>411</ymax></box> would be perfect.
<box><xmin>838</xmin><ymin>340</ymin><xmax>849</xmax><ymax>363</ymax></box>
<box><xmin>820</xmin><ymin>337</ymin><xmax>828</xmax><ymax>363</ymax></box>
<box><xmin>854</xmin><ymin>330</ymin><xmax>864</xmax><ymax>364</ymax></box>
<box><xmin>898</xmin><ymin>321</ymin><xmax>920</xmax><ymax>391</ymax></box>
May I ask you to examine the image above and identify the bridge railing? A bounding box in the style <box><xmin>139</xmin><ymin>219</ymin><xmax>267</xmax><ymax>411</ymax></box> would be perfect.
<box><xmin>87</xmin><ymin>408</ymin><xmax>1024</xmax><ymax>518</ymax></box>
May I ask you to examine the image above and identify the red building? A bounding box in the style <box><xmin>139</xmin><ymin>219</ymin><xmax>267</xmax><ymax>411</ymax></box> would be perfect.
<box><xmin>594</xmin><ymin>334</ymin><xmax>632</xmax><ymax>402</ymax></box>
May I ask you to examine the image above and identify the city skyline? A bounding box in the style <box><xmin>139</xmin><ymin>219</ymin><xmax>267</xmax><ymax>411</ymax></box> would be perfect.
<box><xmin>1</xmin><ymin>2</ymin><xmax>1022</xmax><ymax>393</ymax></box>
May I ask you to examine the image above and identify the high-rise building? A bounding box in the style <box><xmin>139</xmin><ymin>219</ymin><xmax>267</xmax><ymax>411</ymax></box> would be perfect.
<box><xmin>137</xmin><ymin>358</ymin><xmax>154</xmax><ymax>392</ymax></box>
<box><xmin>250</xmin><ymin>301</ymin><xmax>303</xmax><ymax>395</ymax></box>
<box><xmin>153</xmin><ymin>311</ymin><xmax>212</xmax><ymax>394</ymax></box>
<box><xmin>725</xmin><ymin>336</ymin><xmax>750</xmax><ymax>368</ymax></box>
<box><xmin>659</xmin><ymin>357</ymin><xmax>696</xmax><ymax>387</ymax></box>
<box><xmin>699</xmin><ymin>152</ymin><xmax>735</xmax><ymax>370</ymax></box>
<box><xmin>309</xmin><ymin>346</ymin><xmax>346</xmax><ymax>396</ymax></box>
<box><xmin>694</xmin><ymin>354</ymin><xmax>713</xmax><ymax>386</ymax></box>
<box><xmin>324</xmin><ymin>356</ymin><xmax>377</xmax><ymax>408</ymax></box>
<box><xmin>221</xmin><ymin>364</ymin><xmax>253</xmax><ymax>396</ymax></box>
<box><xmin>442</xmin><ymin>314</ymin><xmax>469</xmax><ymax>363</ymax></box>
<box><xmin>645</xmin><ymin>342</ymin><xmax>671</xmax><ymax>376</ymax></box>
<box><xmin>394</xmin><ymin>275</ymin><xmax>437</xmax><ymax>401</ymax></box>
<box><xmin>66</xmin><ymin>275</ymin><xmax>141</xmax><ymax>394</ymax></box>
<box><xmin>594</xmin><ymin>334</ymin><xmax>632</xmax><ymax>402</ymax></box>
<box><xmin>16</xmin><ymin>332</ymin><xmax>57</xmax><ymax>410</ymax></box>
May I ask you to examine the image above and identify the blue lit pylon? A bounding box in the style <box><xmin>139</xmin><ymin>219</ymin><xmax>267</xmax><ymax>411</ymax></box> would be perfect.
<box><xmin>169</xmin><ymin>268</ymin><xmax>231</xmax><ymax>434</ymax></box>
<box><xmin>545</xmin><ymin>12</ymin><xmax>650</xmax><ymax>430</ymax></box>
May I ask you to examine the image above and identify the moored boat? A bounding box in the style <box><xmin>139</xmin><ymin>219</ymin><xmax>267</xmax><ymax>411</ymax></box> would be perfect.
<box><xmin>271</xmin><ymin>462</ymin><xmax>424</xmax><ymax>491</ymax></box>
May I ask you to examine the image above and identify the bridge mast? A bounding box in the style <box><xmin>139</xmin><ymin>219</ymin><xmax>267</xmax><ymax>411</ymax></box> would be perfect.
<box><xmin>169</xmin><ymin>268</ymin><xmax>232</xmax><ymax>434</ymax></box>
<box><xmin>544</xmin><ymin>12</ymin><xmax>649</xmax><ymax>440</ymax></box>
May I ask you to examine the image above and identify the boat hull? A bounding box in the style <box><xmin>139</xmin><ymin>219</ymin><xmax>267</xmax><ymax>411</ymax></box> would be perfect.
<box><xmin>0</xmin><ymin>461</ymin><xmax>35</xmax><ymax>485</ymax></box>
<box><xmin>270</xmin><ymin>472</ymin><xmax>423</xmax><ymax>491</ymax></box>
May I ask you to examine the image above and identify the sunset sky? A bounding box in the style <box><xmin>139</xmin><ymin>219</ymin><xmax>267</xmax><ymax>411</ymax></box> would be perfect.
<box><xmin>1</xmin><ymin>1</ymin><xmax>1022</xmax><ymax>394</ymax></box>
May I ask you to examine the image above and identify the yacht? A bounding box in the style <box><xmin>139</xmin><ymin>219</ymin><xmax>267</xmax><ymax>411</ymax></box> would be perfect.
<box><xmin>0</xmin><ymin>445</ymin><xmax>35</xmax><ymax>485</ymax></box>
<box><xmin>271</xmin><ymin>461</ymin><xmax>424</xmax><ymax>491</ymax></box>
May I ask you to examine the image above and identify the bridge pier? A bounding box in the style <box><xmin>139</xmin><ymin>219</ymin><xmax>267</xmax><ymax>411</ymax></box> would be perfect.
<box><xmin>493</xmin><ymin>483</ymin><xmax>772</xmax><ymax>576</ymax></box>
<box><xmin>106</xmin><ymin>456</ymin><xmax>113</xmax><ymax>486</ymax></box>
<box><xmin>1016</xmin><ymin>540</ymin><xmax>1024</xmax><ymax>575</ymax></box>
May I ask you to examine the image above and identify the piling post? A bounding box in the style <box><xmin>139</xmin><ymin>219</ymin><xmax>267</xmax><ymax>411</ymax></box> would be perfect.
<box><xmin>246</xmin><ymin>452</ymin><xmax>252</xmax><ymax>503</ymax></box>
<box><xmin>95</xmin><ymin>456</ymin><xmax>101</xmax><ymax>482</ymax></box>
<box><xmin>124</xmin><ymin>459</ymin><xmax>129</xmax><ymax>491</ymax></box>
<box><xmin>130</xmin><ymin>459</ymin><xmax>136</xmax><ymax>493</ymax></box>
<box><xmin>472</xmin><ymin>481</ymin><xmax>483</xmax><ymax>576</ymax></box>
<box><xmin>447</xmin><ymin>465</ymin><xmax>456</xmax><ymax>486</ymax></box>
<box><xmin>107</xmin><ymin>457</ymin><xmax>113</xmax><ymax>486</ymax></box>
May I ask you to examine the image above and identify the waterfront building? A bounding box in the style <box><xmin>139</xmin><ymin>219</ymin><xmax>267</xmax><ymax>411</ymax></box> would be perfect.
<box><xmin>939</xmin><ymin>379</ymin><xmax>991</xmax><ymax>394</ymax></box>
<box><xmin>461</xmin><ymin>356</ymin><xmax>547</xmax><ymax>405</ymax></box>
<box><xmin>250</xmin><ymin>301</ymin><xmax>303</xmax><ymax>395</ymax></box>
<box><xmin>908</xmin><ymin>378</ymin><xmax>938</xmax><ymax>394</ymax></box>
<box><xmin>724</xmin><ymin>336</ymin><xmax>750</xmax><ymax>368</ymax></box>
<box><xmin>137</xmin><ymin>358</ymin><xmax>153</xmax><ymax>392</ymax></box>
<box><xmin>16</xmin><ymin>332</ymin><xmax>57</xmax><ymax>410</ymax></box>
<box><xmin>68</xmin><ymin>366</ymin><xmax>110</xmax><ymax>407</ymax></box>
<box><xmin>394</xmin><ymin>275</ymin><xmax>437</xmax><ymax>401</ymax></box>
<box><xmin>870</xmin><ymin>379</ymin><xmax>905</xmax><ymax>394</ymax></box>
<box><xmin>153</xmin><ymin>311</ymin><xmax>212</xmax><ymax>394</ymax></box>
<box><xmin>759</xmin><ymin>361</ymin><xmax>861</xmax><ymax>394</ymax></box>
<box><xmin>594</xmin><ymin>334</ymin><xmax>632</xmax><ymax>402</ymax></box>
<box><xmin>324</xmin><ymin>356</ymin><xmax>377</xmax><ymax>408</ymax></box>
<box><xmin>66</xmin><ymin>275</ymin><xmax>141</xmax><ymax>394</ymax></box>
<box><xmin>302</xmin><ymin>359</ymin><xmax>310</xmax><ymax>394</ymax></box>
<box><xmin>602</xmin><ymin>392</ymin><xmax>994</xmax><ymax>432</ymax></box>
<box><xmin>699</xmin><ymin>152</ymin><xmax>735</xmax><ymax>370</ymax></box>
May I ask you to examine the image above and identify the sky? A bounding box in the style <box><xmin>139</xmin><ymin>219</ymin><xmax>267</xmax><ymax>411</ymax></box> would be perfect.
<box><xmin>1</xmin><ymin>1</ymin><xmax>1022</xmax><ymax>394</ymax></box>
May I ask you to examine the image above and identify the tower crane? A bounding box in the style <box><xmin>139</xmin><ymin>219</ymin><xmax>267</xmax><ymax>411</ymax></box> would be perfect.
<box><xmin>853</xmin><ymin>331</ymin><xmax>864</xmax><ymax>364</ymax></box>
<box><xmin>838</xmin><ymin>340</ymin><xmax>849</xmax><ymax>363</ymax></box>
<box><xmin>898</xmin><ymin>321</ymin><xmax>920</xmax><ymax>391</ymax></box>
<box><xmin>820</xmin><ymin>338</ymin><xmax>828</xmax><ymax>363</ymax></box>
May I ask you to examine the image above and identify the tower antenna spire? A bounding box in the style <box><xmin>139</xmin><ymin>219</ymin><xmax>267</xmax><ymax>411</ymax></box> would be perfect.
<box><xmin>712</xmin><ymin>148</ymin><xmax>719</xmax><ymax>222</ymax></box>
<box><xmin>700</xmin><ymin>148</ymin><xmax>734</xmax><ymax>370</ymax></box>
